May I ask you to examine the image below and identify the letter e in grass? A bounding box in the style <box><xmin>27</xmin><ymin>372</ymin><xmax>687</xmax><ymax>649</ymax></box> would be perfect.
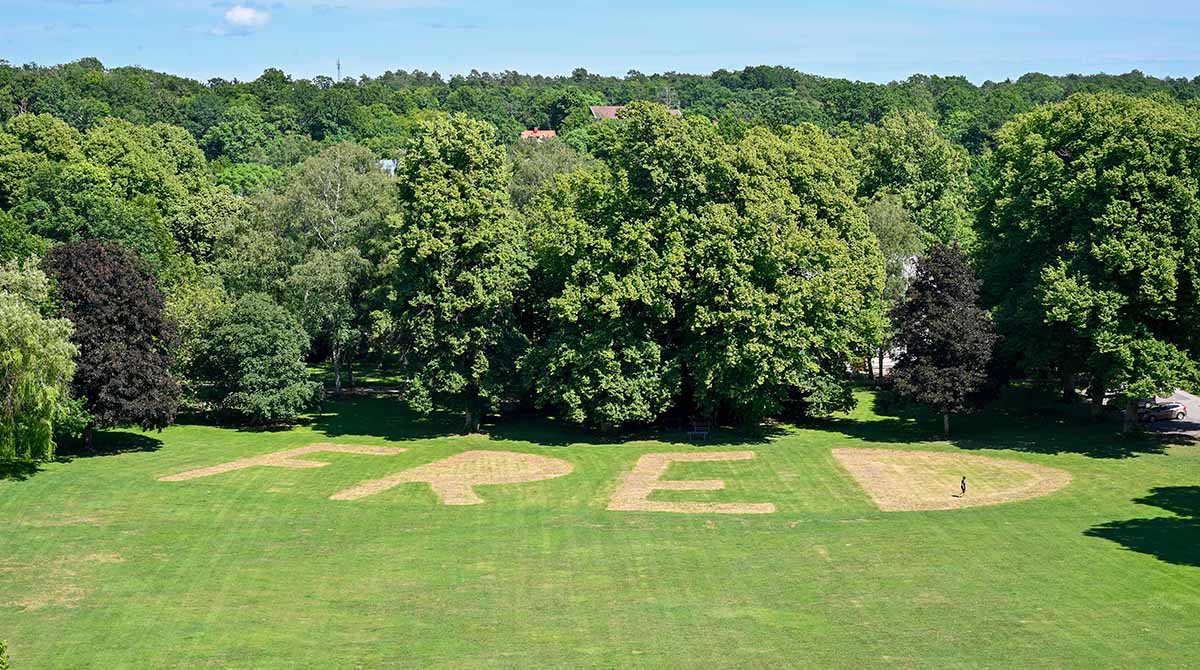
<box><xmin>608</xmin><ymin>452</ymin><xmax>775</xmax><ymax>514</ymax></box>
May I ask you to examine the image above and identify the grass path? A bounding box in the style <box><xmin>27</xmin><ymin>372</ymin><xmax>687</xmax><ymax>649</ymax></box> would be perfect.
<box><xmin>1</xmin><ymin>392</ymin><xmax>1197</xmax><ymax>669</ymax></box>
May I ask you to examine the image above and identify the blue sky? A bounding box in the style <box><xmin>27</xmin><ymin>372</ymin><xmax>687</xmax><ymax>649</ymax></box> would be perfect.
<box><xmin>3</xmin><ymin>1</ymin><xmax>1198</xmax><ymax>84</ymax></box>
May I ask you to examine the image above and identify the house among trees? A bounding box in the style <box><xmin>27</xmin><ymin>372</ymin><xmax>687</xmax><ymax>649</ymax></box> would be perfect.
<box><xmin>590</xmin><ymin>105</ymin><xmax>682</xmax><ymax>120</ymax></box>
<box><xmin>520</xmin><ymin>128</ymin><xmax>558</xmax><ymax>140</ymax></box>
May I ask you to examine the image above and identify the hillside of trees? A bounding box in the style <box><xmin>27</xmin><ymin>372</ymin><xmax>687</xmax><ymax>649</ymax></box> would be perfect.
<box><xmin>4</xmin><ymin>59</ymin><xmax>1200</xmax><ymax>153</ymax></box>
<box><xmin>2</xmin><ymin>58</ymin><xmax>1200</xmax><ymax>459</ymax></box>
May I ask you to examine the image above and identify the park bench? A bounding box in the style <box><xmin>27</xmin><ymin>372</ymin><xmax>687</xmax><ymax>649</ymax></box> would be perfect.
<box><xmin>687</xmin><ymin>418</ymin><xmax>711</xmax><ymax>441</ymax></box>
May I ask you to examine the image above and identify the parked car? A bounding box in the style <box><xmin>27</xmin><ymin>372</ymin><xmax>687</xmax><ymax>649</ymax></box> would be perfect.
<box><xmin>1138</xmin><ymin>402</ymin><xmax>1187</xmax><ymax>422</ymax></box>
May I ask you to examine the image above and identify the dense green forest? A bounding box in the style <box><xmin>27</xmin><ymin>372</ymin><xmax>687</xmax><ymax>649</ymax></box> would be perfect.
<box><xmin>4</xmin><ymin>59</ymin><xmax>1200</xmax><ymax>152</ymax></box>
<box><xmin>2</xmin><ymin>58</ymin><xmax>1200</xmax><ymax>459</ymax></box>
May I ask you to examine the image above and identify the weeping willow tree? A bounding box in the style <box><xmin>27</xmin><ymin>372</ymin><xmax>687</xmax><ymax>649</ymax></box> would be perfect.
<box><xmin>0</xmin><ymin>260</ymin><xmax>78</xmax><ymax>462</ymax></box>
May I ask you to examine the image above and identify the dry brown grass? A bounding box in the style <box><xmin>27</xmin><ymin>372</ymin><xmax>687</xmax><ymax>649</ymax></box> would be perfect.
<box><xmin>1</xmin><ymin>552</ymin><xmax>124</xmax><ymax>612</ymax></box>
<box><xmin>158</xmin><ymin>444</ymin><xmax>407</xmax><ymax>482</ymax></box>
<box><xmin>329</xmin><ymin>450</ymin><xmax>573</xmax><ymax>504</ymax></box>
<box><xmin>832</xmin><ymin>448</ymin><xmax>1072</xmax><ymax>512</ymax></box>
<box><xmin>606</xmin><ymin>451</ymin><xmax>776</xmax><ymax>514</ymax></box>
<box><xmin>17</xmin><ymin>514</ymin><xmax>108</xmax><ymax>527</ymax></box>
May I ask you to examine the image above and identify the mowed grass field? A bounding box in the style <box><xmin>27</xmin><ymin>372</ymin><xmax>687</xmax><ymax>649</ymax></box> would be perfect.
<box><xmin>1</xmin><ymin>391</ymin><xmax>1198</xmax><ymax>669</ymax></box>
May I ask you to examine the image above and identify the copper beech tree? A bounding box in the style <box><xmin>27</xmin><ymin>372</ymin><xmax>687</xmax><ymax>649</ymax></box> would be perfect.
<box><xmin>890</xmin><ymin>245</ymin><xmax>995</xmax><ymax>437</ymax></box>
<box><xmin>44</xmin><ymin>240</ymin><xmax>180</xmax><ymax>448</ymax></box>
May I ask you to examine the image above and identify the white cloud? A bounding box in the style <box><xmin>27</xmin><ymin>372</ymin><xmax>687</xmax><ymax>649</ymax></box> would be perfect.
<box><xmin>225</xmin><ymin>5</ymin><xmax>271</xmax><ymax>27</ymax></box>
<box><xmin>212</xmin><ymin>4</ymin><xmax>271</xmax><ymax>36</ymax></box>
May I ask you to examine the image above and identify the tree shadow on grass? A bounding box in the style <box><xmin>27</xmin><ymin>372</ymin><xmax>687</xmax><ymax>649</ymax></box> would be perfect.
<box><xmin>0</xmin><ymin>460</ymin><xmax>42</xmax><ymax>481</ymax></box>
<box><xmin>207</xmin><ymin>386</ymin><xmax>1174</xmax><ymax>458</ymax></box>
<box><xmin>3</xmin><ymin>431</ymin><xmax>161</xmax><ymax>482</ymax></box>
<box><xmin>301</xmin><ymin>393</ymin><xmax>786</xmax><ymax>447</ymax></box>
<box><xmin>950</xmin><ymin>411</ymin><xmax>1166</xmax><ymax>459</ymax></box>
<box><xmin>174</xmin><ymin>407</ymin><xmax>319</xmax><ymax>434</ymax></box>
<box><xmin>1085</xmin><ymin>487</ymin><xmax>1200</xmax><ymax>567</ymax></box>
<box><xmin>310</xmin><ymin>394</ymin><xmax>463</xmax><ymax>442</ymax></box>
<box><xmin>811</xmin><ymin>388</ymin><xmax>1167</xmax><ymax>459</ymax></box>
<box><xmin>1154</xmin><ymin>432</ymin><xmax>1198</xmax><ymax>447</ymax></box>
<box><xmin>488</xmin><ymin>413</ymin><xmax>786</xmax><ymax>448</ymax></box>
<box><xmin>55</xmin><ymin>430</ymin><xmax>164</xmax><ymax>460</ymax></box>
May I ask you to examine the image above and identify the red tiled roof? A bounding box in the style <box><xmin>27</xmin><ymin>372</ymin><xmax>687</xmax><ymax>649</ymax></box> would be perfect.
<box><xmin>590</xmin><ymin>105</ymin><xmax>682</xmax><ymax>120</ymax></box>
<box><xmin>520</xmin><ymin>128</ymin><xmax>558</xmax><ymax>139</ymax></box>
<box><xmin>589</xmin><ymin>105</ymin><xmax>624</xmax><ymax>120</ymax></box>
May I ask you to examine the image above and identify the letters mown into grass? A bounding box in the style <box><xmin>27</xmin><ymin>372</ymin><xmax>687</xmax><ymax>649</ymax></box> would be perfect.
<box><xmin>2</xmin><ymin>392</ymin><xmax>1197</xmax><ymax>669</ymax></box>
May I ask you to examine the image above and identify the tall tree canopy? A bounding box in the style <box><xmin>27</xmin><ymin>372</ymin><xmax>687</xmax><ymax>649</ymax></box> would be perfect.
<box><xmin>7</xmin><ymin>59</ymin><xmax>1197</xmax><ymax>165</ymax></box>
<box><xmin>0</xmin><ymin>112</ymin><xmax>234</xmax><ymax>276</ymax></box>
<box><xmin>377</xmin><ymin>113</ymin><xmax>528</xmax><ymax>432</ymax></box>
<box><xmin>191</xmin><ymin>292</ymin><xmax>319</xmax><ymax>425</ymax></box>
<box><xmin>202</xmin><ymin>102</ymin><xmax>277</xmax><ymax>163</ymax></box>
<box><xmin>44</xmin><ymin>240</ymin><xmax>179</xmax><ymax>445</ymax></box>
<box><xmin>853</xmin><ymin>110</ymin><xmax>974</xmax><ymax>247</ymax></box>
<box><xmin>891</xmin><ymin>245</ymin><xmax>996</xmax><ymax>436</ymax></box>
<box><xmin>263</xmin><ymin>142</ymin><xmax>389</xmax><ymax>390</ymax></box>
<box><xmin>526</xmin><ymin>102</ymin><xmax>885</xmax><ymax>428</ymax></box>
<box><xmin>0</xmin><ymin>259</ymin><xmax>77</xmax><ymax>461</ymax></box>
<box><xmin>506</xmin><ymin>137</ymin><xmax>590</xmax><ymax>210</ymax></box>
<box><xmin>980</xmin><ymin>93</ymin><xmax>1200</xmax><ymax>430</ymax></box>
<box><xmin>8</xmin><ymin>58</ymin><xmax>1200</xmax><ymax>437</ymax></box>
<box><xmin>863</xmin><ymin>193</ymin><xmax>924</xmax><ymax>377</ymax></box>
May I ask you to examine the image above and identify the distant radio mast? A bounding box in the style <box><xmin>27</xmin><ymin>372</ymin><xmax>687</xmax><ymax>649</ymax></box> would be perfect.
<box><xmin>337</xmin><ymin>59</ymin><xmax>341</xmax><ymax>81</ymax></box>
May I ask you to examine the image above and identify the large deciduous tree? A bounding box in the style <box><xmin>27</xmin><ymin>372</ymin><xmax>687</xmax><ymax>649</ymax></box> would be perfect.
<box><xmin>272</xmin><ymin>142</ymin><xmax>389</xmax><ymax>253</ymax></box>
<box><xmin>43</xmin><ymin>240</ymin><xmax>179</xmax><ymax>447</ymax></box>
<box><xmin>377</xmin><ymin>113</ymin><xmax>528</xmax><ymax>432</ymax></box>
<box><xmin>215</xmin><ymin>142</ymin><xmax>389</xmax><ymax>387</ymax></box>
<box><xmin>526</xmin><ymin>102</ymin><xmax>885</xmax><ymax>428</ymax></box>
<box><xmin>0</xmin><ymin>260</ymin><xmax>77</xmax><ymax>461</ymax></box>
<box><xmin>980</xmin><ymin>93</ymin><xmax>1200</xmax><ymax>431</ymax></box>
<box><xmin>0</xmin><ymin>209</ymin><xmax>47</xmax><ymax>263</ymax></box>
<box><xmin>202</xmin><ymin>102</ymin><xmax>276</xmax><ymax>163</ymax></box>
<box><xmin>286</xmin><ymin>248</ymin><xmax>368</xmax><ymax>394</ymax></box>
<box><xmin>506</xmin><ymin>137</ymin><xmax>590</xmax><ymax>210</ymax></box>
<box><xmin>854</xmin><ymin>110</ymin><xmax>974</xmax><ymax>247</ymax></box>
<box><xmin>891</xmin><ymin>245</ymin><xmax>995</xmax><ymax>436</ymax></box>
<box><xmin>273</xmin><ymin>142</ymin><xmax>388</xmax><ymax>381</ymax></box>
<box><xmin>191</xmin><ymin>292</ymin><xmax>319</xmax><ymax>425</ymax></box>
<box><xmin>0</xmin><ymin>112</ymin><xmax>231</xmax><ymax>276</ymax></box>
<box><xmin>863</xmin><ymin>193</ymin><xmax>923</xmax><ymax>378</ymax></box>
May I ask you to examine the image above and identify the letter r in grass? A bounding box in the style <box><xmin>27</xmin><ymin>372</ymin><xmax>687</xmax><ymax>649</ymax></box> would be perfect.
<box><xmin>607</xmin><ymin>452</ymin><xmax>776</xmax><ymax>514</ymax></box>
<box><xmin>330</xmin><ymin>450</ymin><xmax>573</xmax><ymax>504</ymax></box>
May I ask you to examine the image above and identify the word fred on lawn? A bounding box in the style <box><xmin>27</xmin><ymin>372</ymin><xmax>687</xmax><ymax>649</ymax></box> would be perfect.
<box><xmin>159</xmin><ymin>445</ymin><xmax>775</xmax><ymax>515</ymax></box>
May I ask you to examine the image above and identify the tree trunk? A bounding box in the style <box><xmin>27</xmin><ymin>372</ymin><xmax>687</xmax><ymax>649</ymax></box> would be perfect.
<box><xmin>1061</xmin><ymin>371</ymin><xmax>1075</xmax><ymax>402</ymax></box>
<box><xmin>345</xmin><ymin>352</ymin><xmax>355</xmax><ymax>389</ymax></box>
<box><xmin>942</xmin><ymin>412</ymin><xmax>950</xmax><ymax>437</ymax></box>
<box><xmin>332</xmin><ymin>342</ymin><xmax>343</xmax><ymax>396</ymax></box>
<box><xmin>84</xmin><ymin>424</ymin><xmax>95</xmax><ymax>453</ymax></box>
<box><xmin>1089</xmin><ymin>381</ymin><xmax>1106</xmax><ymax>416</ymax></box>
<box><xmin>866</xmin><ymin>358</ymin><xmax>875</xmax><ymax>382</ymax></box>
<box><xmin>463</xmin><ymin>396</ymin><xmax>482</xmax><ymax>434</ymax></box>
<box><xmin>1122</xmin><ymin>400</ymin><xmax>1138</xmax><ymax>435</ymax></box>
<box><xmin>879</xmin><ymin>350</ymin><xmax>886</xmax><ymax>379</ymax></box>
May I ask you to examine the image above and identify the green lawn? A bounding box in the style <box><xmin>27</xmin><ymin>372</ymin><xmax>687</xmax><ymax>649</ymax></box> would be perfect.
<box><xmin>1</xmin><ymin>392</ymin><xmax>1197</xmax><ymax>669</ymax></box>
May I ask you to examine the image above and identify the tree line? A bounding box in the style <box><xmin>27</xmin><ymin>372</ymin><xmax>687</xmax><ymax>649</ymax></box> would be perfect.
<box><xmin>4</xmin><ymin>59</ymin><xmax>1199</xmax><ymax>156</ymax></box>
<box><xmin>2</xmin><ymin>61</ymin><xmax>1200</xmax><ymax>461</ymax></box>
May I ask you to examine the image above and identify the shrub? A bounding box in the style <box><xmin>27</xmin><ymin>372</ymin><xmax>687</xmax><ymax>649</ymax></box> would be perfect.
<box><xmin>191</xmin><ymin>293</ymin><xmax>320</xmax><ymax>424</ymax></box>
